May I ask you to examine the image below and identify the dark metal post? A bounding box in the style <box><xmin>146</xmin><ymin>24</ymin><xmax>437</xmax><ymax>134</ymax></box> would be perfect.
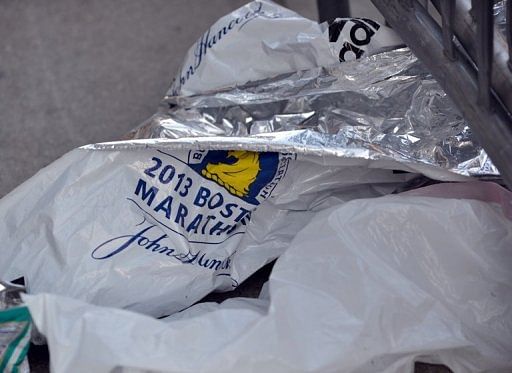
<box><xmin>441</xmin><ymin>0</ymin><xmax>456</xmax><ymax>61</ymax></box>
<box><xmin>317</xmin><ymin>0</ymin><xmax>350</xmax><ymax>22</ymax></box>
<box><xmin>472</xmin><ymin>0</ymin><xmax>494</xmax><ymax>110</ymax></box>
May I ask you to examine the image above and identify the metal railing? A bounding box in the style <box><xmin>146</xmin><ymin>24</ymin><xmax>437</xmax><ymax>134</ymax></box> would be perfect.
<box><xmin>371</xmin><ymin>0</ymin><xmax>512</xmax><ymax>188</ymax></box>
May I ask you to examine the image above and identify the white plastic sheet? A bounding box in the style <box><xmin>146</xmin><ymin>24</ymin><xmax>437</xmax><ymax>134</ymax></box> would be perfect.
<box><xmin>0</xmin><ymin>147</ymin><xmax>411</xmax><ymax>317</ymax></box>
<box><xmin>24</xmin><ymin>183</ymin><xmax>512</xmax><ymax>373</ymax></box>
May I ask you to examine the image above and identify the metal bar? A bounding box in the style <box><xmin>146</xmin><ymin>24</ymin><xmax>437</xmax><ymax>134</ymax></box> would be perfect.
<box><xmin>441</xmin><ymin>0</ymin><xmax>456</xmax><ymax>60</ymax></box>
<box><xmin>431</xmin><ymin>0</ymin><xmax>512</xmax><ymax>122</ymax></box>
<box><xmin>507</xmin><ymin>0</ymin><xmax>512</xmax><ymax>70</ymax></box>
<box><xmin>371</xmin><ymin>0</ymin><xmax>512</xmax><ymax>189</ymax></box>
<box><xmin>472</xmin><ymin>0</ymin><xmax>493</xmax><ymax>109</ymax></box>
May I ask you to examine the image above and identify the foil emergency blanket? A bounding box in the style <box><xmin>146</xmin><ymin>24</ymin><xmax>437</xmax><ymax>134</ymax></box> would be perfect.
<box><xmin>129</xmin><ymin>48</ymin><xmax>498</xmax><ymax>179</ymax></box>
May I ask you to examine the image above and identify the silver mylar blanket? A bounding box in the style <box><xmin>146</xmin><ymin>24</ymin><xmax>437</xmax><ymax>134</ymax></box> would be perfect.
<box><xmin>127</xmin><ymin>48</ymin><xmax>498</xmax><ymax>179</ymax></box>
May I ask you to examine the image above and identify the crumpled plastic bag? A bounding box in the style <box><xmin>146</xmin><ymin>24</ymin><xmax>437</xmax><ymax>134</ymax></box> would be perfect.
<box><xmin>24</xmin><ymin>182</ymin><xmax>512</xmax><ymax>373</ymax></box>
<box><xmin>170</xmin><ymin>0</ymin><xmax>401</xmax><ymax>95</ymax></box>
<box><xmin>0</xmin><ymin>2</ymin><xmax>406</xmax><ymax>319</ymax></box>
<box><xmin>0</xmin><ymin>146</ymin><xmax>413</xmax><ymax>317</ymax></box>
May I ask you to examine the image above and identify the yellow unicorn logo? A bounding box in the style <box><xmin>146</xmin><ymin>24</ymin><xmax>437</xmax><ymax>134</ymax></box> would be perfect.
<box><xmin>189</xmin><ymin>150</ymin><xmax>279</xmax><ymax>205</ymax></box>
<box><xmin>201</xmin><ymin>151</ymin><xmax>261</xmax><ymax>198</ymax></box>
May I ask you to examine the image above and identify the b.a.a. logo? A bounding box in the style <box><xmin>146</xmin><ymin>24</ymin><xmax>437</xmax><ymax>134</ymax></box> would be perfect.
<box><xmin>187</xmin><ymin>150</ymin><xmax>282</xmax><ymax>205</ymax></box>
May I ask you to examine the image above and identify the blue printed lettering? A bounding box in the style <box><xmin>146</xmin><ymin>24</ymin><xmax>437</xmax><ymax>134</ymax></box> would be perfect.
<box><xmin>194</xmin><ymin>186</ymin><xmax>210</xmax><ymax>207</ymax></box>
<box><xmin>154</xmin><ymin>195</ymin><xmax>173</xmax><ymax>219</ymax></box>
<box><xmin>207</xmin><ymin>192</ymin><xmax>224</xmax><ymax>209</ymax></box>
<box><xmin>171</xmin><ymin>2</ymin><xmax>264</xmax><ymax>94</ymax></box>
<box><xmin>209</xmin><ymin>221</ymin><xmax>233</xmax><ymax>236</ymax></box>
<box><xmin>186</xmin><ymin>214</ymin><xmax>203</xmax><ymax>234</ymax></box>
<box><xmin>220</xmin><ymin>203</ymin><xmax>236</xmax><ymax>218</ymax></box>
<box><xmin>175</xmin><ymin>203</ymin><xmax>188</xmax><ymax>227</ymax></box>
<box><xmin>201</xmin><ymin>215</ymin><xmax>216</xmax><ymax>234</ymax></box>
<box><xmin>134</xmin><ymin>179</ymin><xmax>159</xmax><ymax>206</ymax></box>
<box><xmin>234</xmin><ymin>207</ymin><xmax>251</xmax><ymax>222</ymax></box>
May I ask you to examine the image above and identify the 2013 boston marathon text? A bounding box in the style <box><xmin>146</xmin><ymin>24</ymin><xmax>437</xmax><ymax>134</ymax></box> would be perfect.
<box><xmin>134</xmin><ymin>156</ymin><xmax>252</xmax><ymax>236</ymax></box>
<box><xmin>90</xmin><ymin>155</ymin><xmax>253</xmax><ymax>274</ymax></box>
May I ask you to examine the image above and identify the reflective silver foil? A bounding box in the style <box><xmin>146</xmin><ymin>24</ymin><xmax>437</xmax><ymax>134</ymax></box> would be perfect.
<box><xmin>494</xmin><ymin>1</ymin><xmax>506</xmax><ymax>35</ymax></box>
<box><xmin>123</xmin><ymin>48</ymin><xmax>498</xmax><ymax>178</ymax></box>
